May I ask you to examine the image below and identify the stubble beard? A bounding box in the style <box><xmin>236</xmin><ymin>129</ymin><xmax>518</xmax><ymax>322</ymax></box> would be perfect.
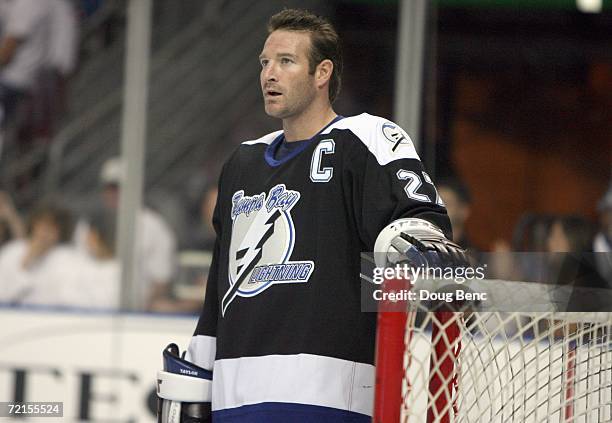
<box><xmin>264</xmin><ymin>78</ymin><xmax>317</xmax><ymax>120</ymax></box>
<box><xmin>268</xmin><ymin>97</ymin><xmax>314</xmax><ymax>122</ymax></box>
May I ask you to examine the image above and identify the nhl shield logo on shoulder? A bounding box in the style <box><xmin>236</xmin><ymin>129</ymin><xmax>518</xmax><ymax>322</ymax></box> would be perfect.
<box><xmin>221</xmin><ymin>184</ymin><xmax>314</xmax><ymax>316</ymax></box>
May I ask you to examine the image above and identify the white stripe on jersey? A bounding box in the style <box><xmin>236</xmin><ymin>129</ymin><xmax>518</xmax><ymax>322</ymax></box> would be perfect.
<box><xmin>211</xmin><ymin>353</ymin><xmax>375</xmax><ymax>416</ymax></box>
<box><xmin>185</xmin><ymin>335</ymin><xmax>216</xmax><ymax>370</ymax></box>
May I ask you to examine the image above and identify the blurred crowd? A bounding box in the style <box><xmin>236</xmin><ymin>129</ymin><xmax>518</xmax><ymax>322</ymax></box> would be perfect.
<box><xmin>439</xmin><ymin>177</ymin><xmax>612</xmax><ymax>294</ymax></box>
<box><xmin>0</xmin><ymin>0</ymin><xmax>251</xmax><ymax>314</ymax></box>
<box><xmin>0</xmin><ymin>156</ymin><xmax>213</xmax><ymax>313</ymax></box>
<box><xmin>1</xmin><ymin>166</ymin><xmax>610</xmax><ymax>313</ymax></box>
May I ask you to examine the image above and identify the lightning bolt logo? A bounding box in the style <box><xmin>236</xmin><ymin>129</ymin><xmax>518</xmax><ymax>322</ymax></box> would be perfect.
<box><xmin>221</xmin><ymin>208</ymin><xmax>281</xmax><ymax>316</ymax></box>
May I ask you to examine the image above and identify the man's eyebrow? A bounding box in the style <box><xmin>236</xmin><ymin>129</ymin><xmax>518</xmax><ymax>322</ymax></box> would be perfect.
<box><xmin>258</xmin><ymin>52</ymin><xmax>297</xmax><ymax>60</ymax></box>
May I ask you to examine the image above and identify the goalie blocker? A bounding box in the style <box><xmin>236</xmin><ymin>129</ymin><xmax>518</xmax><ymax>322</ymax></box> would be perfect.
<box><xmin>157</xmin><ymin>344</ymin><xmax>212</xmax><ymax>423</ymax></box>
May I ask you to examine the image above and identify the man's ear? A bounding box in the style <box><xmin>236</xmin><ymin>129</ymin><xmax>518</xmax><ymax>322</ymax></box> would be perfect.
<box><xmin>315</xmin><ymin>59</ymin><xmax>333</xmax><ymax>90</ymax></box>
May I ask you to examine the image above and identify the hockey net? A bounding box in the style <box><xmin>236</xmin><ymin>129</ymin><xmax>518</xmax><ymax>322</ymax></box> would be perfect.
<box><xmin>373</xmin><ymin>282</ymin><xmax>612</xmax><ymax>423</ymax></box>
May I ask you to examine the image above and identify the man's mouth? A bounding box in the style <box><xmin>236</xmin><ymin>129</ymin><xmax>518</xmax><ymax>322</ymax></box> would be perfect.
<box><xmin>266</xmin><ymin>90</ymin><xmax>282</xmax><ymax>97</ymax></box>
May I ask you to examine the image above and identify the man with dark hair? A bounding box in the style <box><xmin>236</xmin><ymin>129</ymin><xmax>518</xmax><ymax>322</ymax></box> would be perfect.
<box><xmin>267</xmin><ymin>8</ymin><xmax>343</xmax><ymax>104</ymax></box>
<box><xmin>157</xmin><ymin>9</ymin><xmax>464</xmax><ymax>422</ymax></box>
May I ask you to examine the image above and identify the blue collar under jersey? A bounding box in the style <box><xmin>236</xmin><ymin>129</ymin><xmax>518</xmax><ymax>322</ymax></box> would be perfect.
<box><xmin>265</xmin><ymin>115</ymin><xmax>345</xmax><ymax>167</ymax></box>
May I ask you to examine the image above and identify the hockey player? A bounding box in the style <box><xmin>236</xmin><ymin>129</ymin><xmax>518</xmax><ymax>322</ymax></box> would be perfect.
<box><xmin>157</xmin><ymin>9</ymin><xmax>465</xmax><ymax>422</ymax></box>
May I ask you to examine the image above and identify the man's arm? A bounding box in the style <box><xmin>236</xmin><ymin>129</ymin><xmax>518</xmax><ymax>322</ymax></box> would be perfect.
<box><xmin>343</xmin><ymin>115</ymin><xmax>466</xmax><ymax>268</ymax></box>
<box><xmin>345</xmin><ymin>115</ymin><xmax>451</xmax><ymax>248</ymax></box>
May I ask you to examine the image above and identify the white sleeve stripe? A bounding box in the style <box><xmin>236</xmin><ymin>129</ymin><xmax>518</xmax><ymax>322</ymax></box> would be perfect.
<box><xmin>185</xmin><ymin>335</ymin><xmax>216</xmax><ymax>371</ymax></box>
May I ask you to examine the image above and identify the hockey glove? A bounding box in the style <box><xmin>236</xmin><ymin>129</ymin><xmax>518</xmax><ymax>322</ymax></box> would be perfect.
<box><xmin>157</xmin><ymin>343</ymin><xmax>212</xmax><ymax>423</ymax></box>
<box><xmin>374</xmin><ymin>218</ymin><xmax>469</xmax><ymax>269</ymax></box>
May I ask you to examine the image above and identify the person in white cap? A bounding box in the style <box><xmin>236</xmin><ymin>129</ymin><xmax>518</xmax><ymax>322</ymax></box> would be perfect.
<box><xmin>74</xmin><ymin>157</ymin><xmax>179</xmax><ymax>311</ymax></box>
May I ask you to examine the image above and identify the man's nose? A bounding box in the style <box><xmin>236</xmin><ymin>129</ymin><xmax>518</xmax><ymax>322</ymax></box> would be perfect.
<box><xmin>262</xmin><ymin>63</ymin><xmax>278</xmax><ymax>82</ymax></box>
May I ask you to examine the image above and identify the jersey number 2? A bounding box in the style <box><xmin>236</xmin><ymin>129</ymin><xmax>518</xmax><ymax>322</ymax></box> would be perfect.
<box><xmin>397</xmin><ymin>170</ymin><xmax>444</xmax><ymax>206</ymax></box>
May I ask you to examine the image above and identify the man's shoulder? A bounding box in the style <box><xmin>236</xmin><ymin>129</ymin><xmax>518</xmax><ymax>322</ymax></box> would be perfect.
<box><xmin>220</xmin><ymin>129</ymin><xmax>282</xmax><ymax>170</ymax></box>
<box><xmin>323</xmin><ymin>113</ymin><xmax>420</xmax><ymax>165</ymax></box>
<box><xmin>241</xmin><ymin>130</ymin><xmax>283</xmax><ymax>147</ymax></box>
<box><xmin>330</xmin><ymin>112</ymin><xmax>386</xmax><ymax>130</ymax></box>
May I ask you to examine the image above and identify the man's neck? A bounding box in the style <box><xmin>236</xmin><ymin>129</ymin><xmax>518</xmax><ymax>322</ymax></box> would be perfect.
<box><xmin>282</xmin><ymin>103</ymin><xmax>337</xmax><ymax>142</ymax></box>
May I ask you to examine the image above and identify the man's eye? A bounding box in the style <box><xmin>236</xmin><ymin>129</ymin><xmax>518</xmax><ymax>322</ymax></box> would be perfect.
<box><xmin>281</xmin><ymin>58</ymin><xmax>293</xmax><ymax>64</ymax></box>
<box><xmin>260</xmin><ymin>59</ymin><xmax>269</xmax><ymax>67</ymax></box>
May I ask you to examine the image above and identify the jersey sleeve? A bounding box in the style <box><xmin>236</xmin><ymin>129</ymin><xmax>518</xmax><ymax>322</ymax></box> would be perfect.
<box><xmin>343</xmin><ymin>116</ymin><xmax>451</xmax><ymax>249</ymax></box>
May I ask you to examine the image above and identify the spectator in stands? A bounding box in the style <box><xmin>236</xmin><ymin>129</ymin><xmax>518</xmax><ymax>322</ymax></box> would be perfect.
<box><xmin>77</xmin><ymin>207</ymin><xmax>120</xmax><ymax>309</ymax></box>
<box><xmin>0</xmin><ymin>0</ymin><xmax>77</xmax><ymax>151</ymax></box>
<box><xmin>0</xmin><ymin>0</ymin><xmax>54</xmax><ymax>125</ymax></box>
<box><xmin>0</xmin><ymin>201</ymin><xmax>75</xmax><ymax>305</ymax></box>
<box><xmin>438</xmin><ymin>178</ymin><xmax>473</xmax><ymax>250</ymax></box>
<box><xmin>37</xmin><ymin>0</ymin><xmax>78</xmax><ymax>136</ymax></box>
<box><xmin>200</xmin><ymin>185</ymin><xmax>218</xmax><ymax>248</ymax></box>
<box><xmin>189</xmin><ymin>184</ymin><xmax>218</xmax><ymax>251</ymax></box>
<box><xmin>0</xmin><ymin>201</ymin><xmax>121</xmax><ymax>310</ymax></box>
<box><xmin>0</xmin><ymin>190</ymin><xmax>25</xmax><ymax>246</ymax></box>
<box><xmin>545</xmin><ymin>216</ymin><xmax>608</xmax><ymax>311</ymax></box>
<box><xmin>593</xmin><ymin>184</ymin><xmax>612</xmax><ymax>283</ymax></box>
<box><xmin>74</xmin><ymin>157</ymin><xmax>179</xmax><ymax>312</ymax></box>
<box><xmin>546</xmin><ymin>216</ymin><xmax>593</xmax><ymax>255</ymax></box>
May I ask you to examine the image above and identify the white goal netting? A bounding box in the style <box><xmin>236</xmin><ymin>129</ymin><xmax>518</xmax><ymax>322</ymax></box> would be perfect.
<box><xmin>374</xmin><ymin>274</ymin><xmax>612</xmax><ymax>423</ymax></box>
<box><xmin>398</xmin><ymin>311</ymin><xmax>612</xmax><ymax>423</ymax></box>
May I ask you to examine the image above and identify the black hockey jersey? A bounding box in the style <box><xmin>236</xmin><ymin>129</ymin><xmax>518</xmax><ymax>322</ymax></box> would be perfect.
<box><xmin>186</xmin><ymin>113</ymin><xmax>450</xmax><ymax>422</ymax></box>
